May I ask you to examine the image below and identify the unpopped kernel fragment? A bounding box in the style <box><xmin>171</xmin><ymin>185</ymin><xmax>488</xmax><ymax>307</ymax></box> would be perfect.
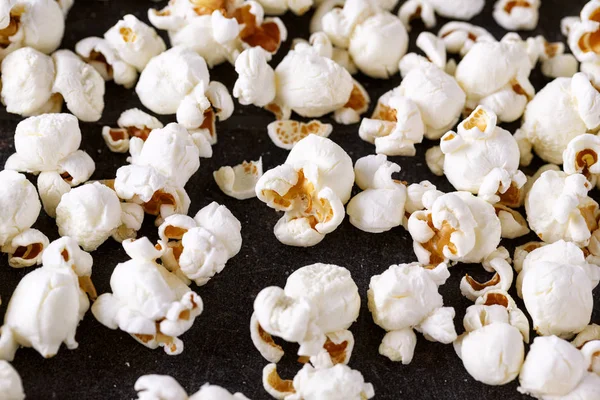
<box><xmin>267</xmin><ymin>120</ymin><xmax>332</xmax><ymax>150</ymax></box>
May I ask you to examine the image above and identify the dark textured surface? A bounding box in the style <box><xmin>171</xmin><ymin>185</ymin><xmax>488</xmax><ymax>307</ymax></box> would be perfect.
<box><xmin>0</xmin><ymin>0</ymin><xmax>598</xmax><ymax>399</ymax></box>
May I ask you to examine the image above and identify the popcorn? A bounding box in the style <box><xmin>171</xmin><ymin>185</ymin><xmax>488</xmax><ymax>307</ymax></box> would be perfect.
<box><xmin>517</xmin><ymin>240</ymin><xmax>600</xmax><ymax>338</ymax></box>
<box><xmin>517</xmin><ymin>73</ymin><xmax>600</xmax><ymax>165</ymax></box>
<box><xmin>527</xmin><ymin>35</ymin><xmax>579</xmax><ymax>79</ymax></box>
<box><xmin>255</xmin><ymin>135</ymin><xmax>354</xmax><ymax>246</ymax></box>
<box><xmin>518</xmin><ymin>335</ymin><xmax>598</xmax><ymax>399</ymax></box>
<box><xmin>425</xmin><ymin>146</ymin><xmax>444</xmax><ymax>176</ymax></box>
<box><xmin>92</xmin><ymin>237</ymin><xmax>203</xmax><ymax>355</ymax></box>
<box><xmin>56</xmin><ymin>182</ymin><xmax>123</xmax><ymax>252</ymax></box>
<box><xmin>158</xmin><ymin>202</ymin><xmax>242</xmax><ymax>286</ymax></box>
<box><xmin>440</xmin><ymin>106</ymin><xmax>527</xmax><ymax>205</ymax></box>
<box><xmin>493</xmin><ymin>0</ymin><xmax>540</xmax><ymax>31</ymax></box>
<box><xmin>438</xmin><ymin>22</ymin><xmax>493</xmax><ymax>57</ymax></box>
<box><xmin>214</xmin><ymin>158</ymin><xmax>263</xmax><ymax>200</ymax></box>
<box><xmin>399</xmin><ymin>0</ymin><xmax>485</xmax><ymax>31</ymax></box>
<box><xmin>567</xmin><ymin>1</ymin><xmax>600</xmax><ymax>63</ymax></box>
<box><xmin>102</xmin><ymin>108</ymin><xmax>164</xmax><ymax>153</ymax></box>
<box><xmin>4</xmin><ymin>114</ymin><xmax>96</xmax><ymax>218</ymax></box>
<box><xmin>525</xmin><ymin>170</ymin><xmax>598</xmax><ymax>246</ymax></box>
<box><xmin>233</xmin><ymin>47</ymin><xmax>276</xmax><ymax>107</ymax></box>
<box><xmin>408</xmin><ymin>191</ymin><xmax>502</xmax><ymax>266</ymax></box>
<box><xmin>455</xmin><ymin>35</ymin><xmax>534</xmax><ymax>123</ymax></box>
<box><xmin>460</xmin><ymin>255</ymin><xmax>514</xmax><ymax>301</ymax></box>
<box><xmin>254</xmin><ymin>0</ymin><xmax>312</xmax><ymax>15</ymax></box>
<box><xmin>454</xmin><ymin>291</ymin><xmax>528</xmax><ymax>386</ymax></box>
<box><xmin>0</xmin><ymin>237</ymin><xmax>96</xmax><ymax>360</ymax></box>
<box><xmin>495</xmin><ymin>204</ymin><xmax>530</xmax><ymax>239</ymax></box>
<box><xmin>267</xmin><ymin>120</ymin><xmax>332</xmax><ymax>150</ymax></box>
<box><xmin>76</xmin><ymin>15</ymin><xmax>166</xmax><ymax>89</ymax></box>
<box><xmin>405</xmin><ymin>181</ymin><xmax>443</xmax><ymax>215</ymax></box>
<box><xmin>346</xmin><ymin>155</ymin><xmax>407</xmax><ymax>233</ymax></box>
<box><xmin>251</xmin><ymin>263</ymin><xmax>360</xmax><ymax>364</ymax></box>
<box><xmin>333</xmin><ymin>79</ymin><xmax>369</xmax><ymax>124</ymax></box>
<box><xmin>136</xmin><ymin>47</ymin><xmax>233</xmax><ymax>144</ymax></box>
<box><xmin>368</xmin><ymin>262</ymin><xmax>456</xmax><ymax>364</ymax></box>
<box><xmin>263</xmin><ymin>363</ymin><xmax>374</xmax><ymax>400</ymax></box>
<box><xmin>2</xmin><ymin>229</ymin><xmax>49</xmax><ymax>268</ymax></box>
<box><xmin>0</xmin><ymin>361</ymin><xmax>24</xmax><ymax>400</ymax></box>
<box><xmin>563</xmin><ymin>134</ymin><xmax>600</xmax><ymax>185</ymax></box>
<box><xmin>134</xmin><ymin>374</ymin><xmax>249</xmax><ymax>399</ymax></box>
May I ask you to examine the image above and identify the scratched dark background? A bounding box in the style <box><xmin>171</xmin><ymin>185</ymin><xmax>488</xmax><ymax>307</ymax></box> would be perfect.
<box><xmin>0</xmin><ymin>0</ymin><xmax>598</xmax><ymax>399</ymax></box>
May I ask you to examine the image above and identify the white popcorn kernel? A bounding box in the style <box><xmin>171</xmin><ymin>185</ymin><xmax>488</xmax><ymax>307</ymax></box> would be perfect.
<box><xmin>572</xmin><ymin>324</ymin><xmax>600</xmax><ymax>349</ymax></box>
<box><xmin>348</xmin><ymin>13</ymin><xmax>408</xmax><ymax>79</ymax></box>
<box><xmin>570</xmin><ymin>18</ymin><xmax>600</xmax><ymax>63</ymax></box>
<box><xmin>56</xmin><ymin>183</ymin><xmax>122</xmax><ymax>252</ymax></box>
<box><xmin>214</xmin><ymin>158</ymin><xmax>263</xmax><ymax>200</ymax></box>
<box><xmin>233</xmin><ymin>47</ymin><xmax>276</xmax><ymax>107</ymax></box>
<box><xmin>320</xmin><ymin>0</ymin><xmax>376</xmax><ymax>49</ymax></box>
<box><xmin>563</xmin><ymin>16</ymin><xmax>581</xmax><ymax>37</ymax></box>
<box><xmin>0</xmin><ymin>361</ymin><xmax>24</xmax><ymax>400</ymax></box>
<box><xmin>1</xmin><ymin>47</ymin><xmax>55</xmax><ymax>116</ymax></box>
<box><xmin>347</xmin><ymin>155</ymin><xmax>407</xmax><ymax>233</ymax></box>
<box><xmin>0</xmin><ymin>170</ymin><xmax>42</xmax><ymax>248</ymax></box>
<box><xmin>518</xmin><ymin>241</ymin><xmax>600</xmax><ymax>338</ymax></box>
<box><xmin>438</xmin><ymin>22</ymin><xmax>493</xmax><ymax>57</ymax></box>
<box><xmin>460</xmin><ymin>257</ymin><xmax>513</xmax><ymax>301</ymax></box>
<box><xmin>405</xmin><ymin>181</ymin><xmax>443</xmax><ymax>215</ymax></box>
<box><xmin>134</xmin><ymin>374</ymin><xmax>249</xmax><ymax>400</ymax></box>
<box><xmin>104</xmin><ymin>14</ymin><xmax>166</xmax><ymax>72</ymax></box>
<box><xmin>518</xmin><ymin>336</ymin><xmax>587</xmax><ymax>398</ymax></box>
<box><xmin>398</xmin><ymin>0</ymin><xmax>436</xmax><ymax>31</ymax></box>
<box><xmin>57</xmin><ymin>150</ymin><xmax>95</xmax><ymax>187</ymax></box>
<box><xmin>513</xmin><ymin>241</ymin><xmax>545</xmax><ymax>275</ymax></box>
<box><xmin>542</xmin><ymin>54</ymin><xmax>579</xmax><ymax>78</ymax></box>
<box><xmin>310</xmin><ymin>0</ymin><xmax>345</xmax><ymax>33</ymax></box>
<box><xmin>267</xmin><ymin>120</ymin><xmax>332</xmax><ymax>150</ymax></box>
<box><xmin>256</xmin><ymin>135</ymin><xmax>354</xmax><ymax>246</ymax></box>
<box><xmin>136</xmin><ymin>46</ymin><xmax>210</xmax><ymax>115</ymax></box>
<box><xmin>36</xmin><ymin>171</ymin><xmax>70</xmax><ymax>218</ymax></box>
<box><xmin>112</xmin><ymin>202</ymin><xmax>145</xmax><ymax>243</ymax></box>
<box><xmin>102</xmin><ymin>108</ymin><xmax>163</xmax><ymax>153</ymax></box>
<box><xmin>494</xmin><ymin>204</ymin><xmax>530</xmax><ymax>239</ymax></box>
<box><xmin>368</xmin><ymin>262</ymin><xmax>456</xmax><ymax>363</ymax></box>
<box><xmin>425</xmin><ymin>146</ymin><xmax>444</xmax><ymax>176</ymax></box>
<box><xmin>525</xmin><ymin>170</ymin><xmax>598</xmax><ymax>246</ymax></box>
<box><xmin>333</xmin><ymin>80</ymin><xmax>369</xmax><ymax>125</ymax></box>
<box><xmin>92</xmin><ymin>237</ymin><xmax>203</xmax><ymax>355</ymax></box>
<box><xmin>399</xmin><ymin>0</ymin><xmax>484</xmax><ymax>31</ymax></box>
<box><xmin>416</xmin><ymin>32</ymin><xmax>446</xmax><ymax>70</ymax></box>
<box><xmin>51</xmin><ymin>50</ymin><xmax>105</xmax><ymax>122</ymax></box>
<box><xmin>563</xmin><ymin>134</ymin><xmax>600</xmax><ymax>183</ymax></box>
<box><xmin>0</xmin><ymin>237</ymin><xmax>95</xmax><ymax>360</ymax></box>
<box><xmin>75</xmin><ymin>37</ymin><xmax>138</xmax><ymax>89</ymax></box>
<box><xmin>408</xmin><ymin>192</ymin><xmax>502</xmax><ymax>266</ymax></box>
<box><xmin>2</xmin><ymin>229</ymin><xmax>49</xmax><ymax>268</ymax></box>
<box><xmin>493</xmin><ymin>0</ymin><xmax>540</xmax><ymax>31</ymax></box>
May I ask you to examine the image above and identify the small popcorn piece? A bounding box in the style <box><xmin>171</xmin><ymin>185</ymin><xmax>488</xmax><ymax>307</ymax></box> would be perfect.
<box><xmin>92</xmin><ymin>237</ymin><xmax>203</xmax><ymax>356</ymax></box>
<box><xmin>75</xmin><ymin>37</ymin><xmax>138</xmax><ymax>89</ymax></box>
<box><xmin>233</xmin><ymin>47</ymin><xmax>276</xmax><ymax>107</ymax></box>
<box><xmin>214</xmin><ymin>158</ymin><xmax>263</xmax><ymax>200</ymax></box>
<box><xmin>368</xmin><ymin>262</ymin><xmax>456</xmax><ymax>364</ymax></box>
<box><xmin>333</xmin><ymin>79</ymin><xmax>369</xmax><ymax>125</ymax></box>
<box><xmin>134</xmin><ymin>374</ymin><xmax>250</xmax><ymax>399</ymax></box>
<box><xmin>346</xmin><ymin>155</ymin><xmax>407</xmax><ymax>233</ymax></box>
<box><xmin>0</xmin><ymin>361</ymin><xmax>25</xmax><ymax>400</ymax></box>
<box><xmin>2</xmin><ymin>229</ymin><xmax>49</xmax><ymax>268</ymax></box>
<box><xmin>460</xmin><ymin>256</ymin><xmax>514</xmax><ymax>301</ymax></box>
<box><xmin>517</xmin><ymin>240</ymin><xmax>600</xmax><ymax>339</ymax></box>
<box><xmin>493</xmin><ymin>0</ymin><xmax>540</xmax><ymax>31</ymax></box>
<box><xmin>525</xmin><ymin>170</ymin><xmax>598</xmax><ymax>247</ymax></box>
<box><xmin>563</xmin><ymin>134</ymin><xmax>600</xmax><ymax>184</ymax></box>
<box><xmin>255</xmin><ymin>135</ymin><xmax>354</xmax><ymax>246</ymax></box>
<box><xmin>0</xmin><ymin>237</ymin><xmax>95</xmax><ymax>361</ymax></box>
<box><xmin>267</xmin><ymin>120</ymin><xmax>332</xmax><ymax>150</ymax></box>
<box><xmin>102</xmin><ymin>108</ymin><xmax>163</xmax><ymax>153</ymax></box>
<box><xmin>399</xmin><ymin>0</ymin><xmax>484</xmax><ymax>31</ymax></box>
<box><xmin>425</xmin><ymin>146</ymin><xmax>444</xmax><ymax>176</ymax></box>
<box><xmin>568</xmin><ymin>1</ymin><xmax>600</xmax><ymax>64</ymax></box>
<box><xmin>438</xmin><ymin>21</ymin><xmax>493</xmax><ymax>57</ymax></box>
<box><xmin>494</xmin><ymin>204</ymin><xmax>530</xmax><ymax>239</ymax></box>
<box><xmin>527</xmin><ymin>35</ymin><xmax>579</xmax><ymax>79</ymax></box>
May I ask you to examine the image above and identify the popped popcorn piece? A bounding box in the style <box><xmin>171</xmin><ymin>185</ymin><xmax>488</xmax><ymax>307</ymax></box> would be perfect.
<box><xmin>214</xmin><ymin>158</ymin><xmax>263</xmax><ymax>200</ymax></box>
<box><xmin>399</xmin><ymin>0</ymin><xmax>485</xmax><ymax>31</ymax></box>
<box><xmin>309</xmin><ymin>0</ymin><xmax>345</xmax><ymax>34</ymax></box>
<box><xmin>0</xmin><ymin>237</ymin><xmax>95</xmax><ymax>360</ymax></box>
<box><xmin>495</xmin><ymin>204</ymin><xmax>530</xmax><ymax>239</ymax></box>
<box><xmin>368</xmin><ymin>262</ymin><xmax>456</xmax><ymax>364</ymax></box>
<box><xmin>438</xmin><ymin>22</ymin><xmax>493</xmax><ymax>57</ymax></box>
<box><xmin>134</xmin><ymin>374</ymin><xmax>249</xmax><ymax>399</ymax></box>
<box><xmin>440</xmin><ymin>106</ymin><xmax>527</xmax><ymax>205</ymax></box>
<box><xmin>0</xmin><ymin>361</ymin><xmax>24</xmax><ymax>400</ymax></box>
<box><xmin>408</xmin><ymin>191</ymin><xmax>502</xmax><ymax>266</ymax></box>
<box><xmin>255</xmin><ymin>135</ymin><xmax>354</xmax><ymax>246</ymax></box>
<box><xmin>255</xmin><ymin>0</ymin><xmax>311</xmax><ymax>16</ymax></box>
<box><xmin>158</xmin><ymin>202</ymin><xmax>242</xmax><ymax>286</ymax></box>
<box><xmin>493</xmin><ymin>0</ymin><xmax>540</xmax><ymax>31</ymax></box>
<box><xmin>267</xmin><ymin>120</ymin><xmax>332</xmax><ymax>150</ymax></box>
<box><xmin>568</xmin><ymin>1</ymin><xmax>600</xmax><ymax>64</ymax></box>
<box><xmin>333</xmin><ymin>79</ymin><xmax>369</xmax><ymax>124</ymax></box>
<box><xmin>404</xmin><ymin>181</ymin><xmax>443</xmax><ymax>215</ymax></box>
<box><xmin>518</xmin><ymin>73</ymin><xmax>600</xmax><ymax>165</ymax></box>
<box><xmin>263</xmin><ymin>363</ymin><xmax>374</xmax><ymax>400</ymax></box>
<box><xmin>527</xmin><ymin>35</ymin><xmax>579</xmax><ymax>79</ymax></box>
<box><xmin>454</xmin><ymin>291</ymin><xmax>528</xmax><ymax>386</ymax></box>
<box><xmin>346</xmin><ymin>155</ymin><xmax>407</xmax><ymax>233</ymax></box>
<box><xmin>517</xmin><ymin>240</ymin><xmax>600</xmax><ymax>338</ymax></box>
<box><xmin>233</xmin><ymin>47</ymin><xmax>276</xmax><ymax>107</ymax></box>
<box><xmin>2</xmin><ymin>229</ymin><xmax>49</xmax><ymax>268</ymax></box>
<box><xmin>4</xmin><ymin>114</ymin><xmax>96</xmax><ymax>218</ymax></box>
<box><xmin>525</xmin><ymin>170</ymin><xmax>598</xmax><ymax>246</ymax></box>
<box><xmin>51</xmin><ymin>50</ymin><xmax>105</xmax><ymax>122</ymax></box>
<box><xmin>425</xmin><ymin>146</ymin><xmax>444</xmax><ymax>176</ymax></box>
<box><xmin>460</xmin><ymin>256</ymin><xmax>514</xmax><ymax>301</ymax></box>
<box><xmin>455</xmin><ymin>35</ymin><xmax>534</xmax><ymax>123</ymax></box>
<box><xmin>102</xmin><ymin>108</ymin><xmax>164</xmax><ymax>153</ymax></box>
<box><xmin>92</xmin><ymin>237</ymin><xmax>203</xmax><ymax>355</ymax></box>
<box><xmin>252</xmin><ymin>263</ymin><xmax>360</xmax><ymax>363</ymax></box>
<box><xmin>75</xmin><ymin>37</ymin><xmax>137</xmax><ymax>89</ymax></box>
<box><xmin>563</xmin><ymin>134</ymin><xmax>600</xmax><ymax>185</ymax></box>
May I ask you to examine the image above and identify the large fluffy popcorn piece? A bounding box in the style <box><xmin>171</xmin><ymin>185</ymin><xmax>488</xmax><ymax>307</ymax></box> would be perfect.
<box><xmin>251</xmin><ymin>263</ymin><xmax>360</xmax><ymax>366</ymax></box>
<box><xmin>4</xmin><ymin>113</ymin><xmax>96</xmax><ymax>218</ymax></box>
<box><xmin>0</xmin><ymin>237</ymin><xmax>96</xmax><ymax>361</ymax></box>
<box><xmin>368</xmin><ymin>262</ymin><xmax>456</xmax><ymax>364</ymax></box>
<box><xmin>158</xmin><ymin>202</ymin><xmax>242</xmax><ymax>286</ymax></box>
<box><xmin>517</xmin><ymin>240</ymin><xmax>600</xmax><ymax>339</ymax></box>
<box><xmin>134</xmin><ymin>374</ymin><xmax>249</xmax><ymax>400</ymax></box>
<box><xmin>92</xmin><ymin>237</ymin><xmax>203</xmax><ymax>356</ymax></box>
<box><xmin>408</xmin><ymin>191</ymin><xmax>502</xmax><ymax>266</ymax></box>
<box><xmin>255</xmin><ymin>135</ymin><xmax>354</xmax><ymax>247</ymax></box>
<box><xmin>75</xmin><ymin>14</ymin><xmax>166</xmax><ymax>88</ymax></box>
